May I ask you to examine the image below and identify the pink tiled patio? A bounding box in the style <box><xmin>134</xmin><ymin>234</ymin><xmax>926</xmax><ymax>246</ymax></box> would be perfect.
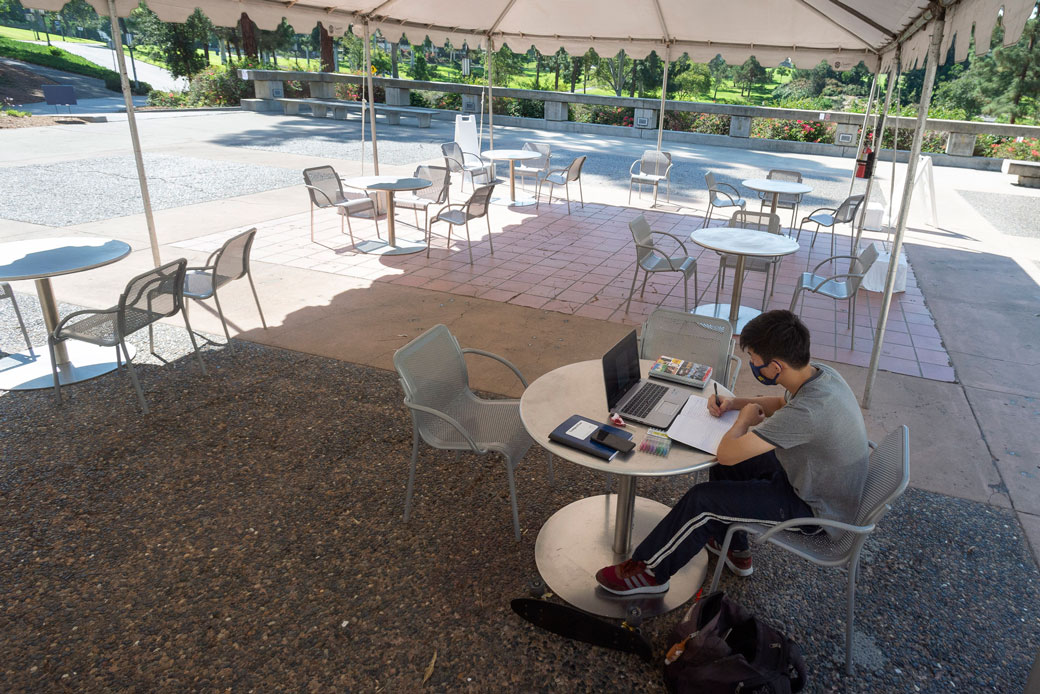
<box><xmin>174</xmin><ymin>195</ymin><xmax>952</xmax><ymax>381</ymax></box>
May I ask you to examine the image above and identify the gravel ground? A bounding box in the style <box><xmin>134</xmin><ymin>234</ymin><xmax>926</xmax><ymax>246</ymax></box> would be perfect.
<box><xmin>221</xmin><ymin>115</ymin><xmax>883</xmax><ymax>212</ymax></box>
<box><xmin>0</xmin><ymin>154</ymin><xmax>300</xmax><ymax>226</ymax></box>
<box><xmin>956</xmin><ymin>190</ymin><xmax>1040</xmax><ymax>239</ymax></box>
<box><xmin>1</xmin><ymin>290</ymin><xmax>1038</xmax><ymax>693</ymax></box>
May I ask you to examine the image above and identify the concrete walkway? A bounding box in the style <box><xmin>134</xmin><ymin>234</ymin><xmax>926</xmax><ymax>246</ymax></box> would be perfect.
<box><xmin>39</xmin><ymin>40</ymin><xmax>187</xmax><ymax>92</ymax></box>
<box><xmin>0</xmin><ymin>109</ymin><xmax>1038</xmax><ymax>563</ymax></box>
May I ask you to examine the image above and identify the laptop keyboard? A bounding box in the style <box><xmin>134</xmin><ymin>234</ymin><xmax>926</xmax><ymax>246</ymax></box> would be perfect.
<box><xmin>622</xmin><ymin>382</ymin><xmax>669</xmax><ymax>418</ymax></box>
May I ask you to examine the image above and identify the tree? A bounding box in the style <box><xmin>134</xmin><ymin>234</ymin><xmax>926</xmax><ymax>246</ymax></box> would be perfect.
<box><xmin>239</xmin><ymin>12</ymin><xmax>258</xmax><ymax>60</ymax></box>
<box><xmin>258</xmin><ymin>18</ymin><xmax>293</xmax><ymax>67</ymax></box>
<box><xmin>411</xmin><ymin>51</ymin><xmax>430</xmax><ymax>80</ymax></box>
<box><xmin>316</xmin><ymin>21</ymin><xmax>333</xmax><ymax>72</ymax></box>
<box><xmin>985</xmin><ymin>15</ymin><xmax>1040</xmax><ymax>123</ymax></box>
<box><xmin>708</xmin><ymin>54</ymin><xmax>727</xmax><ymax>100</ymax></box>
<box><xmin>735</xmin><ymin>55</ymin><xmax>766</xmax><ymax>97</ymax></box>
<box><xmin>673</xmin><ymin>62</ymin><xmax>711</xmax><ymax>99</ymax></box>
<box><xmin>635</xmin><ymin>51</ymin><xmax>664</xmax><ymax>96</ymax></box>
<box><xmin>132</xmin><ymin>6</ymin><xmax>210</xmax><ymax>79</ymax></box>
<box><xmin>490</xmin><ymin>44</ymin><xmax>526</xmax><ymax>86</ymax></box>
<box><xmin>596</xmin><ymin>50</ymin><xmax>631</xmax><ymax>96</ymax></box>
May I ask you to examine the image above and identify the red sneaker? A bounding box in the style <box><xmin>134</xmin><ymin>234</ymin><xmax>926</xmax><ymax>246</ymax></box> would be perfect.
<box><xmin>595</xmin><ymin>559</ymin><xmax>669</xmax><ymax>596</ymax></box>
<box><xmin>706</xmin><ymin>539</ymin><xmax>754</xmax><ymax>577</ymax></box>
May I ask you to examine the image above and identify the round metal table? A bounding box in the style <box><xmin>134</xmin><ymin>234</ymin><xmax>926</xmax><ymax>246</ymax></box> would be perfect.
<box><xmin>741</xmin><ymin>178</ymin><xmax>812</xmax><ymax>223</ymax></box>
<box><xmin>341</xmin><ymin>175</ymin><xmax>431</xmax><ymax>255</ymax></box>
<box><xmin>0</xmin><ymin>237</ymin><xmax>134</xmax><ymax>391</ymax></box>
<box><xmin>481</xmin><ymin>149</ymin><xmax>541</xmax><ymax>207</ymax></box>
<box><xmin>520</xmin><ymin>359</ymin><xmax>733</xmax><ymax>618</ymax></box>
<box><xmin>690</xmin><ymin>227</ymin><xmax>800</xmax><ymax>334</ymax></box>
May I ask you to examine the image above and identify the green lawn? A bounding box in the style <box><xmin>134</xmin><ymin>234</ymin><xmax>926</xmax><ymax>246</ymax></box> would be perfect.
<box><xmin>0</xmin><ymin>25</ymin><xmax>105</xmax><ymax>45</ymax></box>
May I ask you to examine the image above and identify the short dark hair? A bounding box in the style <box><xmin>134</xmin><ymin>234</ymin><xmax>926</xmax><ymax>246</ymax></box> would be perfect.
<box><xmin>739</xmin><ymin>310</ymin><xmax>811</xmax><ymax>368</ymax></box>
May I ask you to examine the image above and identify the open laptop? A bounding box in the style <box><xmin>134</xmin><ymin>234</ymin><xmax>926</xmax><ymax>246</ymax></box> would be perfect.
<box><xmin>602</xmin><ymin>330</ymin><xmax>687</xmax><ymax>428</ymax></box>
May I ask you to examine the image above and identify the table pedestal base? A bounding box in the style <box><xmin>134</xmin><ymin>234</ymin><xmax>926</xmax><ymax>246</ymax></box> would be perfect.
<box><xmin>693</xmin><ymin>303</ymin><xmax>761</xmax><ymax>334</ymax></box>
<box><xmin>0</xmin><ymin>342</ymin><xmax>136</xmax><ymax>391</ymax></box>
<box><xmin>353</xmin><ymin>232</ymin><xmax>428</xmax><ymax>256</ymax></box>
<box><xmin>535</xmin><ymin>494</ymin><xmax>708</xmax><ymax>619</ymax></box>
<box><xmin>490</xmin><ymin>194</ymin><xmax>537</xmax><ymax>207</ymax></box>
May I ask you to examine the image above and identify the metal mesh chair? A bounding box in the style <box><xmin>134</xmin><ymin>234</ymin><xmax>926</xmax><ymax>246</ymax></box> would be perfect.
<box><xmin>708</xmin><ymin>425</ymin><xmax>910</xmax><ymax>675</ymax></box>
<box><xmin>395</xmin><ymin>165</ymin><xmax>450</xmax><ymax>232</ymax></box>
<box><xmin>797</xmin><ymin>194</ymin><xmax>865</xmax><ymax>257</ymax></box>
<box><xmin>536</xmin><ymin>155</ymin><xmax>586</xmax><ymax>214</ymax></box>
<box><xmin>441</xmin><ymin>142</ymin><xmax>493</xmax><ymax>193</ymax></box>
<box><xmin>629</xmin><ymin>150</ymin><xmax>673</xmax><ymax>207</ymax></box>
<box><xmin>715</xmin><ymin>210</ymin><xmax>784</xmax><ymax>311</ymax></box>
<box><xmin>393</xmin><ymin>324</ymin><xmax>553</xmax><ymax>541</ymax></box>
<box><xmin>790</xmin><ymin>243</ymin><xmax>879</xmax><ymax>342</ymax></box>
<box><xmin>47</xmin><ymin>258</ymin><xmax>206</xmax><ymax>414</ymax></box>
<box><xmin>514</xmin><ymin>142</ymin><xmax>551</xmax><ymax>191</ymax></box>
<box><xmin>639</xmin><ymin>308</ymin><xmax>741</xmax><ymax>392</ymax></box>
<box><xmin>182</xmin><ymin>228</ymin><xmax>267</xmax><ymax>355</ymax></box>
<box><xmin>758</xmin><ymin>169</ymin><xmax>805</xmax><ymax>230</ymax></box>
<box><xmin>626</xmin><ymin>215</ymin><xmax>698</xmax><ymax>313</ymax></box>
<box><xmin>428</xmin><ymin>184</ymin><xmax>496</xmax><ymax>264</ymax></box>
<box><xmin>1</xmin><ymin>282</ymin><xmax>32</xmax><ymax>355</ymax></box>
<box><xmin>302</xmin><ymin>166</ymin><xmax>380</xmax><ymax>246</ymax></box>
<box><xmin>703</xmin><ymin>172</ymin><xmax>746</xmax><ymax>227</ymax></box>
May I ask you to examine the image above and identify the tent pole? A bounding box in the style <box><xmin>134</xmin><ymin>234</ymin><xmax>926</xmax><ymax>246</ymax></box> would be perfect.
<box><xmin>848</xmin><ymin>70</ymin><xmax>879</xmax><ymax>196</ymax></box>
<box><xmin>363</xmin><ymin>21</ymin><xmax>380</xmax><ymax>175</ymax></box>
<box><xmin>852</xmin><ymin>61</ymin><xmax>897</xmax><ymax>252</ymax></box>
<box><xmin>106</xmin><ymin>0</ymin><xmax>160</xmax><ymax>268</ymax></box>
<box><xmin>862</xmin><ymin>15</ymin><xmax>944</xmax><ymax>408</ymax></box>
<box><xmin>888</xmin><ymin>54</ymin><xmax>902</xmax><ymax>230</ymax></box>
<box><xmin>656</xmin><ymin>44</ymin><xmax>671</xmax><ymax>151</ymax></box>
<box><xmin>487</xmin><ymin>36</ymin><xmax>494</xmax><ymax>153</ymax></box>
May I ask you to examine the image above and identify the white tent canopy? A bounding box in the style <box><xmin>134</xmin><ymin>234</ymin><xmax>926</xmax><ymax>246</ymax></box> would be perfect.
<box><xmin>23</xmin><ymin>0</ymin><xmax>1037</xmax><ymax>69</ymax></box>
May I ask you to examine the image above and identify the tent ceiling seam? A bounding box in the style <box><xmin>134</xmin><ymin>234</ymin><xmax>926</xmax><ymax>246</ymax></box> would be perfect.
<box><xmin>793</xmin><ymin>0</ymin><xmax>877</xmax><ymax>50</ymax></box>
<box><xmin>651</xmin><ymin>0</ymin><xmax>671</xmax><ymax>43</ymax></box>
<box><xmin>489</xmin><ymin>0</ymin><xmax>520</xmax><ymax>36</ymax></box>
<box><xmin>816</xmin><ymin>0</ymin><xmax>897</xmax><ymax>38</ymax></box>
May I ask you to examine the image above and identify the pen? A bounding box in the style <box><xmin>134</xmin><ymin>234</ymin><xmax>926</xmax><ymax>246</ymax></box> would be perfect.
<box><xmin>714</xmin><ymin>383</ymin><xmax>721</xmax><ymax>407</ymax></box>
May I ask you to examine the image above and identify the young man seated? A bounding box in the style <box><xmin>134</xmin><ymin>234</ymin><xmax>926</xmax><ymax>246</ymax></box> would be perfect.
<box><xmin>596</xmin><ymin>310</ymin><xmax>869</xmax><ymax>595</ymax></box>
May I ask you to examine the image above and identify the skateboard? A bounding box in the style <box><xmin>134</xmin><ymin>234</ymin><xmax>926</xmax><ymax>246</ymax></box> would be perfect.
<box><xmin>511</xmin><ymin>583</ymin><xmax>653</xmax><ymax>662</ymax></box>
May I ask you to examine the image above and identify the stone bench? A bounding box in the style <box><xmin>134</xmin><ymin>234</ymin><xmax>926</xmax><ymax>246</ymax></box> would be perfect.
<box><xmin>1002</xmin><ymin>159</ymin><xmax>1040</xmax><ymax>188</ymax></box>
<box><xmin>274</xmin><ymin>98</ymin><xmax>433</xmax><ymax>128</ymax></box>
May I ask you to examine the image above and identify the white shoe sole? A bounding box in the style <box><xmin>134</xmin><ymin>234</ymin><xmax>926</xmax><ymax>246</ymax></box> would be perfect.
<box><xmin>706</xmin><ymin>544</ymin><xmax>754</xmax><ymax>577</ymax></box>
<box><xmin>598</xmin><ymin>581</ymin><xmax>670</xmax><ymax>596</ymax></box>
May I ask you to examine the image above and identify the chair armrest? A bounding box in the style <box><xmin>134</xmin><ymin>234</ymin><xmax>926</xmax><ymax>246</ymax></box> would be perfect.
<box><xmin>461</xmin><ymin>348</ymin><xmax>529</xmax><ymax>387</ymax></box>
<box><xmin>811</xmin><ymin>254</ymin><xmax>860</xmax><ymax>273</ymax></box>
<box><xmin>711</xmin><ymin>188</ymin><xmax>739</xmax><ymax>205</ymax></box>
<box><xmin>727</xmin><ymin>355</ymin><xmax>741</xmax><ymax>391</ymax></box>
<box><xmin>442</xmin><ymin>154</ymin><xmax>465</xmax><ymax>172</ymax></box>
<box><xmin>662</xmin><ymin>162</ymin><xmax>673</xmax><ymax>178</ymax></box>
<box><xmin>52</xmin><ymin>308</ymin><xmax>115</xmax><ymax>338</ymax></box>
<box><xmin>303</xmin><ymin>184</ymin><xmax>337</xmax><ymax>207</ymax></box>
<box><xmin>802</xmin><ymin>206</ymin><xmax>837</xmax><ymax>222</ymax></box>
<box><xmin>184</xmin><ymin>264</ymin><xmax>215</xmax><ymax>276</ymax></box>
<box><xmin>402</xmin><ymin>399</ymin><xmax>487</xmax><ymax>454</ymax></box>
<box><xmin>629</xmin><ymin>160</ymin><xmax>641</xmax><ymax>176</ymax></box>
<box><xmin>717</xmin><ymin>182</ymin><xmax>742</xmax><ymax>197</ymax></box>
<box><xmin>543</xmin><ymin>166</ymin><xmax>569</xmax><ymax>177</ymax></box>
<box><xmin>650</xmin><ymin>230</ymin><xmax>691</xmax><ymax>257</ymax></box>
<box><xmin>809</xmin><ymin>273</ymin><xmax>863</xmax><ymax>292</ymax></box>
<box><xmin>462</xmin><ymin>151</ymin><xmax>489</xmax><ymax>168</ymax></box>
<box><xmin>751</xmin><ymin>516</ymin><xmax>876</xmax><ymax>544</ymax></box>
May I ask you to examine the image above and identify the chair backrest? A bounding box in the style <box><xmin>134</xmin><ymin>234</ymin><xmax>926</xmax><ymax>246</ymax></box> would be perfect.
<box><xmin>441</xmin><ymin>142</ymin><xmax>465</xmax><ymax>173</ymax></box>
<box><xmin>844</xmin><ymin>242</ymin><xmax>881</xmax><ymax>293</ymax></box>
<box><xmin>629</xmin><ymin>215</ymin><xmax>657</xmax><ymax>265</ymax></box>
<box><xmin>855</xmin><ymin>426</ymin><xmax>910</xmax><ymax>528</ymax></box>
<box><xmin>728</xmin><ymin>210</ymin><xmax>781</xmax><ymax>235</ymax></box>
<box><xmin>835</xmin><ymin>194</ymin><xmax>866</xmax><ymax>223</ymax></box>
<box><xmin>302</xmin><ymin>166</ymin><xmax>343</xmax><ymax>209</ymax></box>
<box><xmin>640</xmin><ymin>308</ymin><xmax>735</xmax><ymax>387</ymax></box>
<box><xmin>639</xmin><ymin>150</ymin><xmax>672</xmax><ymax>176</ymax></box>
<box><xmin>393</xmin><ymin>324</ymin><xmax>471</xmax><ymax>439</ymax></box>
<box><xmin>212</xmin><ymin>228</ymin><xmax>258</xmax><ymax>288</ymax></box>
<box><xmin>767</xmin><ymin>168</ymin><xmax>804</xmax><ymax>203</ymax></box>
<box><xmin>565</xmin><ymin>155</ymin><xmax>587</xmax><ymax>181</ymax></box>
<box><xmin>521</xmin><ymin>142</ymin><xmax>551</xmax><ymax>171</ymax></box>
<box><xmin>118</xmin><ymin>258</ymin><xmax>187</xmax><ymax>337</ymax></box>
<box><xmin>705</xmin><ymin>172</ymin><xmax>720</xmax><ymax>203</ymax></box>
<box><xmin>465</xmin><ymin>184</ymin><xmax>496</xmax><ymax>220</ymax></box>
<box><xmin>413</xmin><ymin>165</ymin><xmax>451</xmax><ymax>204</ymax></box>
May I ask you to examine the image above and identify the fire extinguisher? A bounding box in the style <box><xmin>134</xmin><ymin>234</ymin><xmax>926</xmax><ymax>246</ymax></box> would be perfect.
<box><xmin>855</xmin><ymin>147</ymin><xmax>875</xmax><ymax>179</ymax></box>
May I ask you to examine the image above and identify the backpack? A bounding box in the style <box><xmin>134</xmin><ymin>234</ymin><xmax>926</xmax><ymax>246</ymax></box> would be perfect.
<box><xmin>663</xmin><ymin>592</ymin><xmax>807</xmax><ymax>694</ymax></box>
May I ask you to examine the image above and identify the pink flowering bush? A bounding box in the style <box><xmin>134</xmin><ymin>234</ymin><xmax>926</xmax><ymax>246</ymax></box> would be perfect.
<box><xmin>751</xmin><ymin>118</ymin><xmax>835</xmax><ymax>144</ymax></box>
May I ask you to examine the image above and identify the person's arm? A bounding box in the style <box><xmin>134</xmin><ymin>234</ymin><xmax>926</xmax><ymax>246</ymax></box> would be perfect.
<box><xmin>708</xmin><ymin>395</ymin><xmax>786</xmax><ymax>418</ymax></box>
<box><xmin>715</xmin><ymin>404</ymin><xmax>776</xmax><ymax>466</ymax></box>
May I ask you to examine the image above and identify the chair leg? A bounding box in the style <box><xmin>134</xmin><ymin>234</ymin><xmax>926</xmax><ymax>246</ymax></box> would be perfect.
<box><xmin>628</xmin><ymin>178</ymin><xmax>634</xmax><ymax>204</ymax></box>
<box><xmin>403</xmin><ymin>423</ymin><xmax>421</xmax><ymax>521</ymax></box>
<box><xmin>652</xmin><ymin>182</ymin><xmax>659</xmax><ymax>208</ymax></box>
<box><xmin>704</xmin><ymin>204</ymin><xmax>714</xmax><ymax>228</ymax></box>
<box><xmin>372</xmin><ymin>204</ymin><xmax>382</xmax><ymax>241</ymax></box>
<box><xmin>505</xmin><ymin>457</ymin><xmax>522</xmax><ymax>542</ymax></box>
<box><xmin>708</xmin><ymin>525</ymin><xmax>738</xmax><ymax>592</ymax></box>
<box><xmin>343</xmin><ymin>212</ymin><xmax>357</xmax><ymax>248</ymax></box>
<box><xmin>850</xmin><ymin>293</ymin><xmax>857</xmax><ymax>343</ymax></box>
<box><xmin>486</xmin><ymin>215</ymin><xmax>494</xmax><ymax>255</ymax></box>
<box><xmin>683</xmin><ymin>271</ymin><xmax>688</xmax><ymax>311</ymax></box>
<box><xmin>625</xmin><ymin>266</ymin><xmax>641</xmax><ymax>313</ymax></box>
<box><xmin>247</xmin><ymin>270</ymin><xmax>267</xmax><ymax>329</ymax></box>
<box><xmin>789</xmin><ymin>287</ymin><xmax>804</xmax><ymax>313</ymax></box>
<box><xmin>310</xmin><ymin>204</ymin><xmax>315</xmax><ymax>243</ymax></box>
<box><xmin>47</xmin><ymin>336</ymin><xmax>62</xmax><ymax>403</ymax></box>
<box><xmin>761</xmin><ymin>267</ymin><xmax>769</xmax><ymax>311</ymax></box>
<box><xmin>181</xmin><ymin>308</ymin><xmax>208</xmax><ymax>376</ymax></box>
<box><xmin>578</xmin><ymin>179</ymin><xmax>584</xmax><ymax>208</ymax></box>
<box><xmin>547</xmin><ymin>182</ymin><xmax>555</xmax><ymax>206</ymax></box>
<box><xmin>121</xmin><ymin>339</ymin><xmax>148</xmax><ymax>414</ymax></box>
<box><xmin>639</xmin><ymin>270</ymin><xmax>650</xmax><ymax>299</ymax></box>
<box><xmin>9</xmin><ymin>292</ymin><xmax>32</xmax><ymax>352</ymax></box>
<box><xmin>212</xmin><ymin>290</ymin><xmax>234</xmax><ymax>354</ymax></box>
<box><xmin>845</xmin><ymin>553</ymin><xmax>862</xmax><ymax>675</ymax></box>
<box><xmin>464</xmin><ymin>221</ymin><xmax>474</xmax><ymax>265</ymax></box>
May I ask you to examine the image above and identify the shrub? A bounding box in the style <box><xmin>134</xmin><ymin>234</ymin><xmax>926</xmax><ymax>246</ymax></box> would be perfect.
<box><xmin>751</xmin><ymin>118</ymin><xmax>835</xmax><ymax>144</ymax></box>
<box><xmin>146</xmin><ymin>90</ymin><xmax>191</xmax><ymax>107</ymax></box>
<box><xmin>570</xmin><ymin>104</ymin><xmax>634</xmax><ymax>126</ymax></box>
<box><xmin>410</xmin><ymin>91</ymin><xmax>431</xmax><ymax>108</ymax></box>
<box><xmin>48</xmin><ymin>46</ymin><xmax>63</xmax><ymax>56</ymax></box>
<box><xmin>104</xmin><ymin>74</ymin><xmax>152</xmax><ymax>96</ymax></box>
<box><xmin>336</xmin><ymin>81</ymin><xmax>384</xmax><ymax>103</ymax></box>
<box><xmin>983</xmin><ymin>137</ymin><xmax>1040</xmax><ymax>161</ymax></box>
<box><xmin>662</xmin><ymin>111</ymin><xmax>731</xmax><ymax>135</ymax></box>
<box><xmin>434</xmin><ymin>92</ymin><xmax>461</xmax><ymax>110</ymax></box>
<box><xmin>186</xmin><ymin>65</ymin><xmax>252</xmax><ymax>106</ymax></box>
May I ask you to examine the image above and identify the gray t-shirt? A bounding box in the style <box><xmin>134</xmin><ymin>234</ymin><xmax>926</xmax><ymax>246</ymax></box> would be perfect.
<box><xmin>751</xmin><ymin>363</ymin><xmax>869</xmax><ymax>536</ymax></box>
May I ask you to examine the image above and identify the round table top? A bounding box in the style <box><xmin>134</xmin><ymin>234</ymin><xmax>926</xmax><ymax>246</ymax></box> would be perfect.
<box><xmin>0</xmin><ymin>237</ymin><xmax>132</xmax><ymax>282</ymax></box>
<box><xmin>520</xmin><ymin>359</ymin><xmax>733</xmax><ymax>477</ymax></box>
<box><xmin>690</xmin><ymin>228</ymin><xmax>800</xmax><ymax>257</ymax></box>
<box><xmin>481</xmin><ymin>149</ymin><xmax>541</xmax><ymax>161</ymax></box>
<box><xmin>742</xmin><ymin>178</ymin><xmax>813</xmax><ymax>195</ymax></box>
<box><xmin>342</xmin><ymin>175</ymin><xmax>431</xmax><ymax>192</ymax></box>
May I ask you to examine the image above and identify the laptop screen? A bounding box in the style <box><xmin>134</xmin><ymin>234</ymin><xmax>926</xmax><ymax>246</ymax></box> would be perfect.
<box><xmin>603</xmin><ymin>330</ymin><xmax>642</xmax><ymax>410</ymax></box>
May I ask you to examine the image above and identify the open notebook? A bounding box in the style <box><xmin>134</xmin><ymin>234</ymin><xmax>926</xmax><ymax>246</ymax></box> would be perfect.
<box><xmin>666</xmin><ymin>395</ymin><xmax>739</xmax><ymax>455</ymax></box>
